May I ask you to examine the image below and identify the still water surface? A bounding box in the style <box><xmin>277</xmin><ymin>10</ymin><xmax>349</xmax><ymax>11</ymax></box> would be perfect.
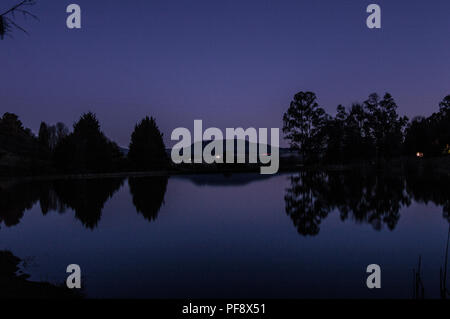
<box><xmin>0</xmin><ymin>170</ymin><xmax>449</xmax><ymax>298</ymax></box>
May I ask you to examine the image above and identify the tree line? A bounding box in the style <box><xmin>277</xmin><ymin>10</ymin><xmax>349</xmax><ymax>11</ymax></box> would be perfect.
<box><xmin>0</xmin><ymin>112</ymin><xmax>167</xmax><ymax>175</ymax></box>
<box><xmin>283</xmin><ymin>92</ymin><xmax>450</xmax><ymax>163</ymax></box>
<box><xmin>1</xmin><ymin>91</ymin><xmax>449</xmax><ymax>175</ymax></box>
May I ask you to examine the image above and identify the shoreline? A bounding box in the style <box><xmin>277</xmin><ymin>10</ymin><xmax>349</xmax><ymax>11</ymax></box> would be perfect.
<box><xmin>1</xmin><ymin>156</ymin><xmax>449</xmax><ymax>182</ymax></box>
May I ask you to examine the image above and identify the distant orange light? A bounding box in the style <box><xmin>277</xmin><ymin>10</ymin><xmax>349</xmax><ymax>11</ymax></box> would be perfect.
<box><xmin>416</xmin><ymin>152</ymin><xmax>424</xmax><ymax>158</ymax></box>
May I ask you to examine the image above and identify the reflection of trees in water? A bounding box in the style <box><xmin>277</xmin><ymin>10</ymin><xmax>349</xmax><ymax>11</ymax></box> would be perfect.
<box><xmin>52</xmin><ymin>178</ymin><xmax>125</xmax><ymax>229</ymax></box>
<box><xmin>128</xmin><ymin>176</ymin><xmax>168</xmax><ymax>222</ymax></box>
<box><xmin>0</xmin><ymin>176</ymin><xmax>169</xmax><ymax>229</ymax></box>
<box><xmin>0</xmin><ymin>178</ymin><xmax>124</xmax><ymax>229</ymax></box>
<box><xmin>285</xmin><ymin>169</ymin><xmax>448</xmax><ymax>236</ymax></box>
<box><xmin>1</xmin><ymin>169</ymin><xmax>449</xmax><ymax>233</ymax></box>
<box><xmin>284</xmin><ymin>171</ymin><xmax>330</xmax><ymax>236</ymax></box>
<box><xmin>405</xmin><ymin>172</ymin><xmax>450</xmax><ymax>223</ymax></box>
<box><xmin>0</xmin><ymin>181</ymin><xmax>41</xmax><ymax>227</ymax></box>
<box><xmin>39</xmin><ymin>182</ymin><xmax>66</xmax><ymax>215</ymax></box>
<box><xmin>332</xmin><ymin>171</ymin><xmax>409</xmax><ymax>231</ymax></box>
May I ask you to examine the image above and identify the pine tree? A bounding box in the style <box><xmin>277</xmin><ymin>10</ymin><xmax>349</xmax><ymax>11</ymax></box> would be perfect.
<box><xmin>128</xmin><ymin>116</ymin><xmax>167</xmax><ymax>170</ymax></box>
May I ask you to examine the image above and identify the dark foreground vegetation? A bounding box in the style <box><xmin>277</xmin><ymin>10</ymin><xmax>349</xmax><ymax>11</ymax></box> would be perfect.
<box><xmin>0</xmin><ymin>250</ymin><xmax>82</xmax><ymax>299</ymax></box>
<box><xmin>0</xmin><ymin>92</ymin><xmax>449</xmax><ymax>176</ymax></box>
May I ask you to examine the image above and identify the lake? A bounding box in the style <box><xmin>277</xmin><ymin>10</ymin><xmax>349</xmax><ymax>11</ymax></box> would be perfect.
<box><xmin>0</xmin><ymin>169</ymin><xmax>449</xmax><ymax>298</ymax></box>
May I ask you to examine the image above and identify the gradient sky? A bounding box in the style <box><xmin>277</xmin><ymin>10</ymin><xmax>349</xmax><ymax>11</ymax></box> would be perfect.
<box><xmin>1</xmin><ymin>0</ymin><xmax>449</xmax><ymax>147</ymax></box>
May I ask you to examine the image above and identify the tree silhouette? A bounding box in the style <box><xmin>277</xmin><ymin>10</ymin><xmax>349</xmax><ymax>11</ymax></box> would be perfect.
<box><xmin>0</xmin><ymin>113</ymin><xmax>37</xmax><ymax>156</ymax></box>
<box><xmin>342</xmin><ymin>103</ymin><xmax>373</xmax><ymax>160</ymax></box>
<box><xmin>128</xmin><ymin>116</ymin><xmax>168</xmax><ymax>171</ymax></box>
<box><xmin>404</xmin><ymin>116</ymin><xmax>431</xmax><ymax>155</ymax></box>
<box><xmin>54</xmin><ymin>112</ymin><xmax>124</xmax><ymax>173</ymax></box>
<box><xmin>284</xmin><ymin>92</ymin><xmax>410</xmax><ymax>164</ymax></box>
<box><xmin>439</xmin><ymin>95</ymin><xmax>450</xmax><ymax>113</ymax></box>
<box><xmin>364</xmin><ymin>93</ymin><xmax>408</xmax><ymax>158</ymax></box>
<box><xmin>404</xmin><ymin>94</ymin><xmax>450</xmax><ymax>156</ymax></box>
<box><xmin>322</xmin><ymin>105</ymin><xmax>347</xmax><ymax>163</ymax></box>
<box><xmin>283</xmin><ymin>91</ymin><xmax>328</xmax><ymax>162</ymax></box>
<box><xmin>37</xmin><ymin>122</ymin><xmax>51</xmax><ymax>158</ymax></box>
<box><xmin>438</xmin><ymin>95</ymin><xmax>450</xmax><ymax>153</ymax></box>
<box><xmin>0</xmin><ymin>112</ymin><xmax>45</xmax><ymax>175</ymax></box>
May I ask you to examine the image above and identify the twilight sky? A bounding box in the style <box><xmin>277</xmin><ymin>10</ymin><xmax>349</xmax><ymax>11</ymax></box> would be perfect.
<box><xmin>1</xmin><ymin>0</ymin><xmax>449</xmax><ymax>147</ymax></box>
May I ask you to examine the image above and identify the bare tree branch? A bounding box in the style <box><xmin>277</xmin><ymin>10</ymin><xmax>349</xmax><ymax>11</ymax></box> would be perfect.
<box><xmin>0</xmin><ymin>0</ymin><xmax>36</xmax><ymax>17</ymax></box>
<box><xmin>0</xmin><ymin>0</ymin><xmax>38</xmax><ymax>39</ymax></box>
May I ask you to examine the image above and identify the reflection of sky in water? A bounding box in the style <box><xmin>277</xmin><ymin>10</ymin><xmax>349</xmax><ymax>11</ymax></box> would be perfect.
<box><xmin>0</xmin><ymin>173</ymin><xmax>448</xmax><ymax>298</ymax></box>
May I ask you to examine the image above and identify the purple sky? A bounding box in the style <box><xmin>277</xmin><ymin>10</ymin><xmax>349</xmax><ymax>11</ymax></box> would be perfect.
<box><xmin>1</xmin><ymin>0</ymin><xmax>449</xmax><ymax>147</ymax></box>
